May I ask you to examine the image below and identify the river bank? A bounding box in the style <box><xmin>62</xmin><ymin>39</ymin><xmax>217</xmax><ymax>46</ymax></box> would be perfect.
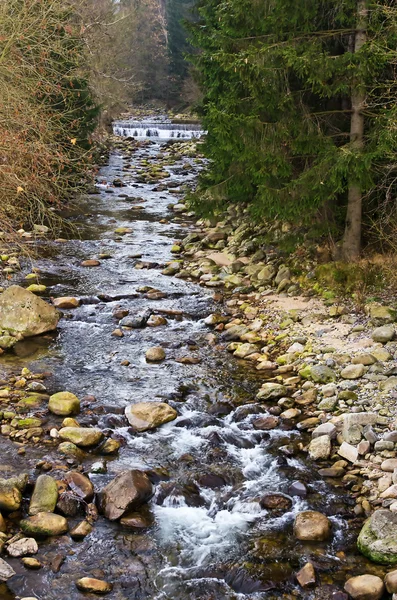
<box><xmin>0</xmin><ymin>125</ymin><xmax>395</xmax><ymax>600</ymax></box>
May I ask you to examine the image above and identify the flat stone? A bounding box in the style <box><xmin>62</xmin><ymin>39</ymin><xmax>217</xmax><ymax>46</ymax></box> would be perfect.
<box><xmin>81</xmin><ymin>260</ymin><xmax>100</xmax><ymax>267</ymax></box>
<box><xmin>48</xmin><ymin>392</ymin><xmax>80</xmax><ymax>416</ymax></box>
<box><xmin>312</xmin><ymin>423</ymin><xmax>337</xmax><ymax>439</ymax></box>
<box><xmin>296</xmin><ymin>562</ymin><xmax>316</xmax><ymax>587</ymax></box>
<box><xmin>29</xmin><ymin>475</ymin><xmax>58</xmax><ymax>515</ymax></box>
<box><xmin>7</xmin><ymin>537</ymin><xmax>38</xmax><ymax>557</ymax></box>
<box><xmin>338</xmin><ymin>442</ymin><xmax>358</xmax><ymax>463</ymax></box>
<box><xmin>0</xmin><ymin>285</ymin><xmax>59</xmax><ymax>337</ymax></box>
<box><xmin>380</xmin><ymin>485</ymin><xmax>397</xmax><ymax>499</ymax></box>
<box><xmin>344</xmin><ymin>574</ymin><xmax>384</xmax><ymax>600</ymax></box>
<box><xmin>125</xmin><ymin>402</ymin><xmax>177</xmax><ymax>432</ymax></box>
<box><xmin>0</xmin><ymin>557</ymin><xmax>15</xmax><ymax>581</ymax></box>
<box><xmin>318</xmin><ymin>467</ymin><xmax>345</xmax><ymax>478</ymax></box>
<box><xmin>21</xmin><ymin>512</ymin><xmax>68</xmax><ymax>537</ymax></box>
<box><xmin>58</xmin><ymin>427</ymin><xmax>104</xmax><ymax>448</ymax></box>
<box><xmin>76</xmin><ymin>577</ymin><xmax>112</xmax><ymax>594</ymax></box>
<box><xmin>294</xmin><ymin>511</ymin><xmax>331</xmax><ymax>541</ymax></box>
<box><xmin>256</xmin><ymin>383</ymin><xmax>287</xmax><ymax>400</ymax></box>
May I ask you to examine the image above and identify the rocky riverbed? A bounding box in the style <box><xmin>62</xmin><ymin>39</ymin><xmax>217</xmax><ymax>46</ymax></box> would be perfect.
<box><xmin>0</xmin><ymin>124</ymin><xmax>396</xmax><ymax>600</ymax></box>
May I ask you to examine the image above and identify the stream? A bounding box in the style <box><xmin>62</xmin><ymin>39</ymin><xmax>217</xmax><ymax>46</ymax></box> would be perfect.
<box><xmin>0</xmin><ymin>124</ymin><xmax>373</xmax><ymax>600</ymax></box>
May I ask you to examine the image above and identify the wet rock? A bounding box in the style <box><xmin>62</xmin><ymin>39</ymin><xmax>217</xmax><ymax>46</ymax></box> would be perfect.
<box><xmin>66</xmin><ymin>472</ymin><xmax>94</xmax><ymax>501</ymax></box>
<box><xmin>289</xmin><ymin>481</ymin><xmax>307</xmax><ymax>497</ymax></box>
<box><xmin>372</xmin><ymin>325</ymin><xmax>395</xmax><ymax>343</ymax></box>
<box><xmin>81</xmin><ymin>260</ymin><xmax>100</xmax><ymax>267</ymax></box>
<box><xmin>0</xmin><ymin>474</ymin><xmax>28</xmax><ymax>512</ymax></box>
<box><xmin>99</xmin><ymin>438</ymin><xmax>121</xmax><ymax>455</ymax></box>
<box><xmin>48</xmin><ymin>392</ymin><xmax>80</xmax><ymax>416</ymax></box>
<box><xmin>76</xmin><ymin>577</ymin><xmax>113</xmax><ymax>594</ymax></box>
<box><xmin>259</xmin><ymin>494</ymin><xmax>292</xmax><ymax>511</ymax></box>
<box><xmin>253</xmin><ymin>416</ymin><xmax>279</xmax><ymax>430</ymax></box>
<box><xmin>120</xmin><ymin>506</ymin><xmax>154</xmax><ymax>529</ymax></box>
<box><xmin>99</xmin><ymin>470</ymin><xmax>153</xmax><ymax>521</ymax></box>
<box><xmin>70</xmin><ymin>520</ymin><xmax>92</xmax><ymax>540</ymax></box>
<box><xmin>7</xmin><ymin>537</ymin><xmax>38</xmax><ymax>557</ymax></box>
<box><xmin>21</xmin><ymin>557</ymin><xmax>41</xmax><ymax>569</ymax></box>
<box><xmin>344</xmin><ymin>574</ymin><xmax>384</xmax><ymax>600</ymax></box>
<box><xmin>58</xmin><ymin>427</ymin><xmax>104</xmax><ymax>448</ymax></box>
<box><xmin>0</xmin><ymin>512</ymin><xmax>6</xmax><ymax>533</ymax></box>
<box><xmin>52</xmin><ymin>297</ymin><xmax>80</xmax><ymax>309</ymax></box>
<box><xmin>21</xmin><ymin>512</ymin><xmax>68</xmax><ymax>537</ymax></box>
<box><xmin>29</xmin><ymin>475</ymin><xmax>58</xmax><ymax>515</ymax></box>
<box><xmin>58</xmin><ymin>442</ymin><xmax>86</xmax><ymax>462</ymax></box>
<box><xmin>294</xmin><ymin>511</ymin><xmax>331</xmax><ymax>541</ymax></box>
<box><xmin>145</xmin><ymin>346</ymin><xmax>166</xmax><ymax>361</ymax></box>
<box><xmin>341</xmin><ymin>364</ymin><xmax>365</xmax><ymax>379</ymax></box>
<box><xmin>296</xmin><ymin>562</ymin><xmax>316</xmax><ymax>587</ymax></box>
<box><xmin>0</xmin><ymin>286</ymin><xmax>59</xmax><ymax>337</ymax></box>
<box><xmin>309</xmin><ymin>436</ymin><xmax>331</xmax><ymax>460</ymax></box>
<box><xmin>256</xmin><ymin>383</ymin><xmax>287</xmax><ymax>401</ymax></box>
<box><xmin>125</xmin><ymin>402</ymin><xmax>177</xmax><ymax>432</ymax></box>
<box><xmin>147</xmin><ymin>315</ymin><xmax>167</xmax><ymax>327</ymax></box>
<box><xmin>358</xmin><ymin>509</ymin><xmax>397</xmax><ymax>564</ymax></box>
<box><xmin>57</xmin><ymin>492</ymin><xmax>83</xmax><ymax>517</ymax></box>
<box><xmin>0</xmin><ymin>557</ymin><xmax>15</xmax><ymax>581</ymax></box>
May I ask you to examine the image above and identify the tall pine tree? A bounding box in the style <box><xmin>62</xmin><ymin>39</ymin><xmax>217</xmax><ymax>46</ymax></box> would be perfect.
<box><xmin>190</xmin><ymin>0</ymin><xmax>397</xmax><ymax>259</ymax></box>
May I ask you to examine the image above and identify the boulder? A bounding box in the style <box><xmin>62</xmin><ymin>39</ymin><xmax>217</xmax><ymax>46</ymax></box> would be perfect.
<box><xmin>341</xmin><ymin>364</ymin><xmax>365</xmax><ymax>379</ymax></box>
<box><xmin>308</xmin><ymin>436</ymin><xmax>331</xmax><ymax>460</ymax></box>
<box><xmin>372</xmin><ymin>325</ymin><xmax>395</xmax><ymax>343</ymax></box>
<box><xmin>76</xmin><ymin>578</ymin><xmax>112</xmax><ymax>594</ymax></box>
<box><xmin>0</xmin><ymin>473</ymin><xmax>28</xmax><ymax>512</ymax></box>
<box><xmin>29</xmin><ymin>475</ymin><xmax>58</xmax><ymax>515</ymax></box>
<box><xmin>358</xmin><ymin>509</ymin><xmax>397</xmax><ymax>564</ymax></box>
<box><xmin>7</xmin><ymin>538</ymin><xmax>38</xmax><ymax>557</ymax></box>
<box><xmin>312</xmin><ymin>423</ymin><xmax>337</xmax><ymax>439</ymax></box>
<box><xmin>99</xmin><ymin>470</ymin><xmax>153</xmax><ymax>521</ymax></box>
<box><xmin>342</xmin><ymin>413</ymin><xmax>378</xmax><ymax>444</ymax></box>
<box><xmin>48</xmin><ymin>392</ymin><xmax>80</xmax><ymax>416</ymax></box>
<box><xmin>294</xmin><ymin>511</ymin><xmax>331</xmax><ymax>541</ymax></box>
<box><xmin>344</xmin><ymin>574</ymin><xmax>384</xmax><ymax>600</ymax></box>
<box><xmin>21</xmin><ymin>512</ymin><xmax>68</xmax><ymax>537</ymax></box>
<box><xmin>253</xmin><ymin>416</ymin><xmax>279</xmax><ymax>430</ymax></box>
<box><xmin>256</xmin><ymin>383</ymin><xmax>287</xmax><ymax>401</ymax></box>
<box><xmin>58</xmin><ymin>427</ymin><xmax>104</xmax><ymax>448</ymax></box>
<box><xmin>308</xmin><ymin>365</ymin><xmax>336</xmax><ymax>384</ymax></box>
<box><xmin>0</xmin><ymin>285</ymin><xmax>59</xmax><ymax>337</ymax></box>
<box><xmin>125</xmin><ymin>402</ymin><xmax>177</xmax><ymax>432</ymax></box>
<box><xmin>0</xmin><ymin>557</ymin><xmax>15</xmax><ymax>581</ymax></box>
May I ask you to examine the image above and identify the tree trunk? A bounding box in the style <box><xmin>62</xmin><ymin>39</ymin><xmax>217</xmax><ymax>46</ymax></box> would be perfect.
<box><xmin>341</xmin><ymin>0</ymin><xmax>368</xmax><ymax>261</ymax></box>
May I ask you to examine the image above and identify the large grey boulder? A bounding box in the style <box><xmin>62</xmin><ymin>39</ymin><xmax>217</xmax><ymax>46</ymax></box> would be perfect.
<box><xmin>358</xmin><ymin>509</ymin><xmax>397</xmax><ymax>564</ymax></box>
<box><xmin>342</xmin><ymin>412</ymin><xmax>378</xmax><ymax>444</ymax></box>
<box><xmin>0</xmin><ymin>285</ymin><xmax>59</xmax><ymax>337</ymax></box>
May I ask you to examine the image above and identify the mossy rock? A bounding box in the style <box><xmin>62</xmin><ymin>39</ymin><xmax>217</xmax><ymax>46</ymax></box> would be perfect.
<box><xmin>357</xmin><ymin>510</ymin><xmax>397</xmax><ymax>564</ymax></box>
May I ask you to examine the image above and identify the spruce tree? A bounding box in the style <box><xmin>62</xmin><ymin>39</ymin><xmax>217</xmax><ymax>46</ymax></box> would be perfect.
<box><xmin>190</xmin><ymin>0</ymin><xmax>397</xmax><ymax>259</ymax></box>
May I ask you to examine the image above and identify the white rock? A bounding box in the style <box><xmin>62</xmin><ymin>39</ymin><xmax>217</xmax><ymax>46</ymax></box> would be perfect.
<box><xmin>338</xmin><ymin>442</ymin><xmax>358</xmax><ymax>463</ymax></box>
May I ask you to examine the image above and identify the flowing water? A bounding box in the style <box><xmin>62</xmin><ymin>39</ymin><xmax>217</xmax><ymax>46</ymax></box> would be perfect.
<box><xmin>0</xmin><ymin>126</ymin><xmax>374</xmax><ymax>600</ymax></box>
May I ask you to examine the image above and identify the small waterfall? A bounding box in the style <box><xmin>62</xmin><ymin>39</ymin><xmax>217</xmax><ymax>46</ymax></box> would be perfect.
<box><xmin>113</xmin><ymin>120</ymin><xmax>207</xmax><ymax>140</ymax></box>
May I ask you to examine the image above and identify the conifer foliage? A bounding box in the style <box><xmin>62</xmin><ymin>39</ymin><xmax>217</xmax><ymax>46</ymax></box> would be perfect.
<box><xmin>190</xmin><ymin>0</ymin><xmax>397</xmax><ymax>258</ymax></box>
